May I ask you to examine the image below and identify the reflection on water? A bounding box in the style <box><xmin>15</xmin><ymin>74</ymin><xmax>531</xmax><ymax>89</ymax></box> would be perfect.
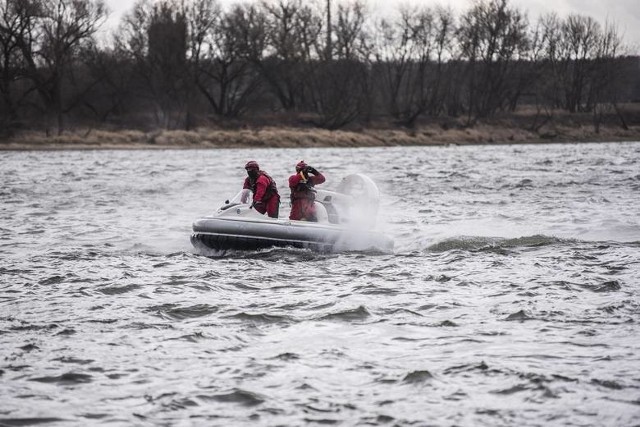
<box><xmin>1</xmin><ymin>142</ymin><xmax>639</xmax><ymax>425</ymax></box>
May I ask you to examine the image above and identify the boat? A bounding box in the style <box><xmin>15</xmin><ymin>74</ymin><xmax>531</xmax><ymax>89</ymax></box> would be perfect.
<box><xmin>191</xmin><ymin>174</ymin><xmax>394</xmax><ymax>252</ymax></box>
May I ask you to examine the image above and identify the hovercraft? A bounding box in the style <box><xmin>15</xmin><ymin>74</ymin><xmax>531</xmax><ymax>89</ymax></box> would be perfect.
<box><xmin>191</xmin><ymin>174</ymin><xmax>393</xmax><ymax>252</ymax></box>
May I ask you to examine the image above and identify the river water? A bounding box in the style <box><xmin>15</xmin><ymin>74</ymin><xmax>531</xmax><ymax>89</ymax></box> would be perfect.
<box><xmin>1</xmin><ymin>142</ymin><xmax>639</xmax><ymax>426</ymax></box>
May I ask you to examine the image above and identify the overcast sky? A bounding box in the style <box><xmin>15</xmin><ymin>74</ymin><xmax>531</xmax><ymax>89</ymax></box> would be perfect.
<box><xmin>102</xmin><ymin>0</ymin><xmax>640</xmax><ymax>52</ymax></box>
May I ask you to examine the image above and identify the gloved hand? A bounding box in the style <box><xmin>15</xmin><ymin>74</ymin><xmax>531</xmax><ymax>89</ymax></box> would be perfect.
<box><xmin>305</xmin><ymin>166</ymin><xmax>318</xmax><ymax>175</ymax></box>
<box><xmin>252</xmin><ymin>200</ymin><xmax>265</xmax><ymax>210</ymax></box>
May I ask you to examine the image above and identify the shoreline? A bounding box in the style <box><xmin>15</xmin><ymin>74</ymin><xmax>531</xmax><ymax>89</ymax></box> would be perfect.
<box><xmin>1</xmin><ymin>124</ymin><xmax>639</xmax><ymax>151</ymax></box>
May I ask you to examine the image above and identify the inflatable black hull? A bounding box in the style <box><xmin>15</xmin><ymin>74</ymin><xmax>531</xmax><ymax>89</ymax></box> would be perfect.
<box><xmin>191</xmin><ymin>232</ymin><xmax>334</xmax><ymax>251</ymax></box>
<box><xmin>191</xmin><ymin>217</ymin><xmax>392</xmax><ymax>252</ymax></box>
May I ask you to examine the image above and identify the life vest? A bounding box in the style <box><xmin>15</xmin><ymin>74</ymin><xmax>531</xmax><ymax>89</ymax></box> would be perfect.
<box><xmin>291</xmin><ymin>172</ymin><xmax>316</xmax><ymax>202</ymax></box>
<box><xmin>248</xmin><ymin>171</ymin><xmax>278</xmax><ymax>201</ymax></box>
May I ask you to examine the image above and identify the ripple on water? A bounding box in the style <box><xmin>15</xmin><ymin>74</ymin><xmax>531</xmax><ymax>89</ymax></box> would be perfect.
<box><xmin>198</xmin><ymin>389</ymin><xmax>265</xmax><ymax>406</ymax></box>
<box><xmin>97</xmin><ymin>284</ymin><xmax>142</xmax><ymax>295</ymax></box>
<box><xmin>226</xmin><ymin>312</ymin><xmax>294</xmax><ymax>324</ymax></box>
<box><xmin>29</xmin><ymin>372</ymin><xmax>93</xmax><ymax>385</ymax></box>
<box><xmin>318</xmin><ymin>305</ymin><xmax>371</xmax><ymax>322</ymax></box>
<box><xmin>0</xmin><ymin>418</ymin><xmax>67</xmax><ymax>426</ymax></box>
<box><xmin>147</xmin><ymin>303</ymin><xmax>219</xmax><ymax>321</ymax></box>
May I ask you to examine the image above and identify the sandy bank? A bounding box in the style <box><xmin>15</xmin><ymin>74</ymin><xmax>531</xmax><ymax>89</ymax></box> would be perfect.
<box><xmin>1</xmin><ymin>124</ymin><xmax>639</xmax><ymax>151</ymax></box>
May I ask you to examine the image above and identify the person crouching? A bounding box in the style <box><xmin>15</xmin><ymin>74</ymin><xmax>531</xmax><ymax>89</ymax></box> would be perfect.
<box><xmin>243</xmin><ymin>160</ymin><xmax>280</xmax><ymax>218</ymax></box>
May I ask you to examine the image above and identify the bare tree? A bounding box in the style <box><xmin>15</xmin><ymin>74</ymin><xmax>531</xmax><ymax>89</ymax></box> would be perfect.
<box><xmin>525</xmin><ymin>16</ymin><xmax>556</xmax><ymax>131</ymax></box>
<box><xmin>372</xmin><ymin>14</ymin><xmax>413</xmax><ymax>120</ymax></box>
<box><xmin>429</xmin><ymin>6</ymin><xmax>455</xmax><ymax>116</ymax></box>
<box><xmin>560</xmin><ymin>15</ymin><xmax>601</xmax><ymax>112</ymax></box>
<box><xmin>147</xmin><ymin>1</ymin><xmax>188</xmax><ymax>128</ymax></box>
<box><xmin>188</xmin><ymin>1</ymin><xmax>264</xmax><ymax>119</ymax></box>
<box><xmin>456</xmin><ymin>0</ymin><xmax>529</xmax><ymax>122</ymax></box>
<box><xmin>333</xmin><ymin>0</ymin><xmax>368</xmax><ymax>61</ymax></box>
<box><xmin>399</xmin><ymin>5</ymin><xmax>450</xmax><ymax>125</ymax></box>
<box><xmin>589</xmin><ymin>21</ymin><xmax>625</xmax><ymax>131</ymax></box>
<box><xmin>0</xmin><ymin>0</ymin><xmax>39</xmax><ymax>132</ymax></box>
<box><xmin>373</xmin><ymin>5</ymin><xmax>455</xmax><ymax>126</ymax></box>
<box><xmin>118</xmin><ymin>0</ymin><xmax>189</xmax><ymax>129</ymax></box>
<box><xmin>535</xmin><ymin>12</ymin><xmax>626</xmax><ymax>122</ymax></box>
<box><xmin>15</xmin><ymin>0</ymin><xmax>107</xmax><ymax>134</ymax></box>
<box><xmin>74</xmin><ymin>45</ymin><xmax>137</xmax><ymax>127</ymax></box>
<box><xmin>254</xmin><ymin>0</ymin><xmax>323</xmax><ymax>111</ymax></box>
<box><xmin>306</xmin><ymin>0</ymin><xmax>371</xmax><ymax>128</ymax></box>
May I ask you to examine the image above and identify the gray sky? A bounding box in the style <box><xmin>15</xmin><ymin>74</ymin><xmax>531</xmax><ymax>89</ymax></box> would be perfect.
<box><xmin>102</xmin><ymin>0</ymin><xmax>640</xmax><ymax>52</ymax></box>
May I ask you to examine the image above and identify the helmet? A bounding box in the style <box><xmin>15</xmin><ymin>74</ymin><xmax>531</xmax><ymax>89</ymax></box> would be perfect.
<box><xmin>245</xmin><ymin>160</ymin><xmax>259</xmax><ymax>170</ymax></box>
<box><xmin>295</xmin><ymin>160</ymin><xmax>307</xmax><ymax>172</ymax></box>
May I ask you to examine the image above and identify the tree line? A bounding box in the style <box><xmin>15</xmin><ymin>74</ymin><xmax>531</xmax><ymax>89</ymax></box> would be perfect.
<box><xmin>0</xmin><ymin>0</ymin><xmax>638</xmax><ymax>137</ymax></box>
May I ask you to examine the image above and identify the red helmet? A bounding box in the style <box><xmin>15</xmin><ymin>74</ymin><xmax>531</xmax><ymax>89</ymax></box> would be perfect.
<box><xmin>245</xmin><ymin>160</ymin><xmax>259</xmax><ymax>170</ymax></box>
<box><xmin>295</xmin><ymin>160</ymin><xmax>307</xmax><ymax>172</ymax></box>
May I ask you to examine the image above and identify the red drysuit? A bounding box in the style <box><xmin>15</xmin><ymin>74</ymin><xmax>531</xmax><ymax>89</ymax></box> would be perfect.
<box><xmin>289</xmin><ymin>170</ymin><xmax>325</xmax><ymax>221</ymax></box>
<box><xmin>243</xmin><ymin>171</ymin><xmax>280</xmax><ymax>218</ymax></box>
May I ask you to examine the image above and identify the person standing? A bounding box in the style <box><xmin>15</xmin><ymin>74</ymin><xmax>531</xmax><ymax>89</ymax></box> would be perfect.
<box><xmin>288</xmin><ymin>160</ymin><xmax>325</xmax><ymax>221</ymax></box>
<box><xmin>242</xmin><ymin>160</ymin><xmax>280</xmax><ymax>218</ymax></box>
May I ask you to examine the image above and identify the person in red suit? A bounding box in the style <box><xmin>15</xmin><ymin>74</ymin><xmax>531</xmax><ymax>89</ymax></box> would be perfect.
<box><xmin>242</xmin><ymin>160</ymin><xmax>280</xmax><ymax>218</ymax></box>
<box><xmin>288</xmin><ymin>160</ymin><xmax>325</xmax><ymax>221</ymax></box>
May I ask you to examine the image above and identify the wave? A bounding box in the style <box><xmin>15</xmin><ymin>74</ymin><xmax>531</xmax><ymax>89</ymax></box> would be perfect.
<box><xmin>318</xmin><ymin>305</ymin><xmax>371</xmax><ymax>322</ymax></box>
<box><xmin>225</xmin><ymin>312</ymin><xmax>294</xmax><ymax>324</ymax></box>
<box><xmin>0</xmin><ymin>418</ymin><xmax>67</xmax><ymax>425</ymax></box>
<box><xmin>97</xmin><ymin>283</ymin><xmax>141</xmax><ymax>295</ymax></box>
<box><xmin>424</xmin><ymin>234</ymin><xmax>571</xmax><ymax>253</ymax></box>
<box><xmin>29</xmin><ymin>372</ymin><xmax>93</xmax><ymax>385</ymax></box>
<box><xmin>403</xmin><ymin>370</ymin><xmax>434</xmax><ymax>383</ymax></box>
<box><xmin>197</xmin><ymin>389</ymin><xmax>265</xmax><ymax>406</ymax></box>
<box><xmin>146</xmin><ymin>303</ymin><xmax>219</xmax><ymax>321</ymax></box>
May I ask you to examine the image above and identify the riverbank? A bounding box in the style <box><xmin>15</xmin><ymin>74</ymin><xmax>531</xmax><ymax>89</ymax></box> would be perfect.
<box><xmin>2</xmin><ymin>116</ymin><xmax>640</xmax><ymax>150</ymax></box>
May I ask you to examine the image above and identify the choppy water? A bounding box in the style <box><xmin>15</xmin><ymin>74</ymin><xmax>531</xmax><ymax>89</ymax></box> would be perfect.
<box><xmin>1</xmin><ymin>142</ymin><xmax>639</xmax><ymax>426</ymax></box>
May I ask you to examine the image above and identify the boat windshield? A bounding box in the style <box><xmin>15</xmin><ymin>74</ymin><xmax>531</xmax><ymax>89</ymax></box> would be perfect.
<box><xmin>219</xmin><ymin>189</ymin><xmax>253</xmax><ymax>211</ymax></box>
<box><xmin>228</xmin><ymin>189</ymin><xmax>253</xmax><ymax>205</ymax></box>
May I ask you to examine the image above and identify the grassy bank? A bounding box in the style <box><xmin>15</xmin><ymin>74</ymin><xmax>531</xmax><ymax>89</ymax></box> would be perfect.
<box><xmin>2</xmin><ymin>110</ymin><xmax>640</xmax><ymax>151</ymax></box>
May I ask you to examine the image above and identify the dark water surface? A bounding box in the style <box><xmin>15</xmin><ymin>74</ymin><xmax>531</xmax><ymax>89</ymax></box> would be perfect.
<box><xmin>1</xmin><ymin>143</ymin><xmax>639</xmax><ymax>426</ymax></box>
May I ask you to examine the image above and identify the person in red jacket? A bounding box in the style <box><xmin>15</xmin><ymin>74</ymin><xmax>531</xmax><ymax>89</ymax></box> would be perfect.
<box><xmin>288</xmin><ymin>160</ymin><xmax>325</xmax><ymax>221</ymax></box>
<box><xmin>242</xmin><ymin>160</ymin><xmax>280</xmax><ymax>218</ymax></box>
